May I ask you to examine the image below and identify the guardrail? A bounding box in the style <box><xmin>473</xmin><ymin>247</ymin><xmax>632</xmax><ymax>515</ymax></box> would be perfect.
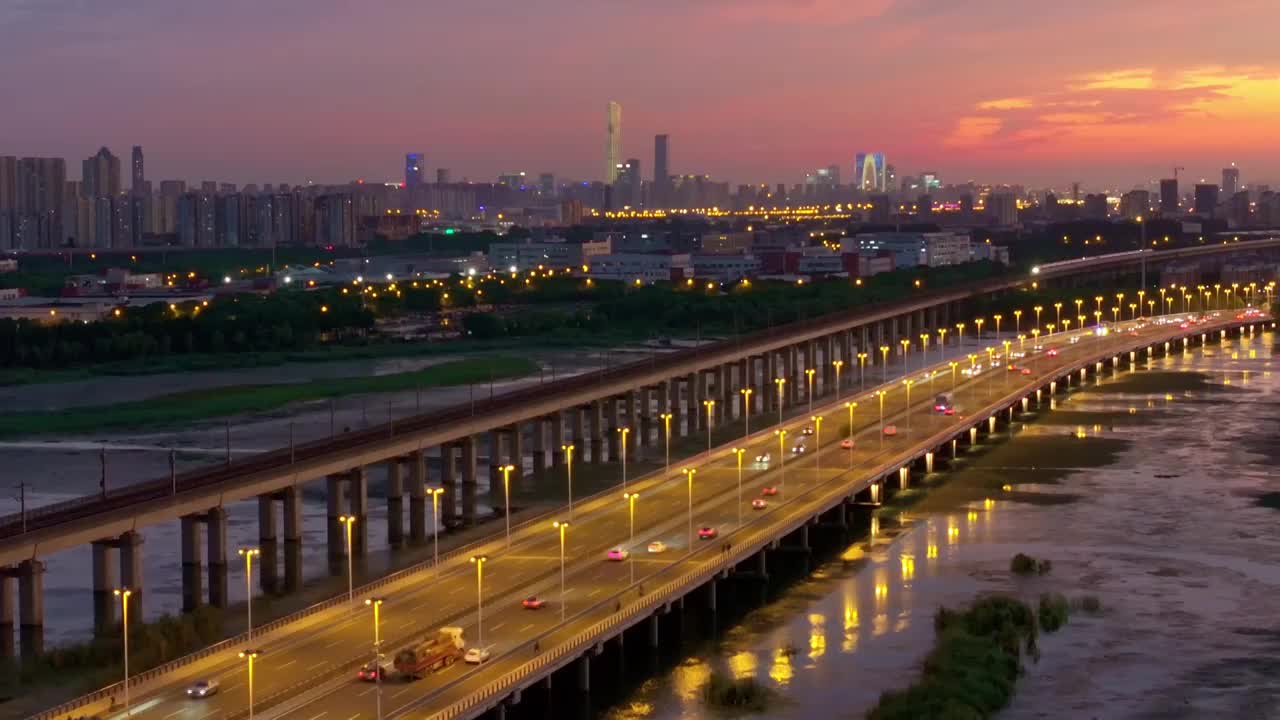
<box><xmin>407</xmin><ymin>313</ymin><xmax>1264</xmax><ymax>720</ymax></box>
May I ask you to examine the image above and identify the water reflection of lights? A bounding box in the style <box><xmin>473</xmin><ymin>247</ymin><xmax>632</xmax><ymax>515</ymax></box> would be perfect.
<box><xmin>873</xmin><ymin>612</ymin><xmax>890</xmax><ymax>637</ymax></box>
<box><xmin>727</xmin><ymin>650</ymin><xmax>758</xmax><ymax>680</ymax></box>
<box><xmin>869</xmin><ymin>516</ymin><xmax>880</xmax><ymax>539</ymax></box>
<box><xmin>947</xmin><ymin>524</ymin><xmax>959</xmax><ymax>543</ymax></box>
<box><xmin>672</xmin><ymin>657</ymin><xmax>712</xmax><ymax>701</ymax></box>
<box><xmin>983</xmin><ymin>497</ymin><xmax>995</xmax><ymax>510</ymax></box>
<box><xmin>900</xmin><ymin>554</ymin><xmax>915</xmax><ymax>580</ymax></box>
<box><xmin>843</xmin><ymin>594</ymin><xmax>860</xmax><ymax>653</ymax></box>
<box><xmin>926</xmin><ymin>542</ymin><xmax>938</xmax><ymax>559</ymax></box>
<box><xmin>1001</xmin><ymin>483</ymin><xmax>1013</xmax><ymax>491</ymax></box>
<box><xmin>769</xmin><ymin>646</ymin><xmax>794</xmax><ymax>686</ymax></box>
<box><xmin>808</xmin><ymin>613</ymin><xmax>827</xmax><ymax>661</ymax></box>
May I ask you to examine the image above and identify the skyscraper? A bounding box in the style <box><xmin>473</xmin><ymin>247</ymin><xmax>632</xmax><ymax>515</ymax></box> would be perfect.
<box><xmin>436</xmin><ymin>168</ymin><xmax>451</xmax><ymax>185</ymax></box>
<box><xmin>1194</xmin><ymin>184</ymin><xmax>1219</xmax><ymax>216</ymax></box>
<box><xmin>1159</xmin><ymin>179</ymin><xmax>1178</xmax><ymax>213</ymax></box>
<box><xmin>131</xmin><ymin>146</ymin><xmax>145</xmax><ymax>193</ymax></box>
<box><xmin>653</xmin><ymin>134</ymin><xmax>669</xmax><ymax>206</ymax></box>
<box><xmin>1222</xmin><ymin>165</ymin><xmax>1239</xmax><ymax>197</ymax></box>
<box><xmin>605</xmin><ymin>101</ymin><xmax>622</xmax><ymax>184</ymax></box>
<box><xmin>405</xmin><ymin>153</ymin><xmax>425</xmax><ymax>189</ymax></box>
<box><xmin>853</xmin><ymin>153</ymin><xmax>886</xmax><ymax>192</ymax></box>
<box><xmin>82</xmin><ymin>147</ymin><xmax>121</xmax><ymax>199</ymax></box>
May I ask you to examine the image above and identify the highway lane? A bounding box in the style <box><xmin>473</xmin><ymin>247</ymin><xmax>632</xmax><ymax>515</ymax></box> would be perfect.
<box><xmin>264</xmin><ymin>314</ymin><xmax>1242</xmax><ymax>720</ymax></box>
<box><xmin>94</xmin><ymin>313</ymin><xmax>1228</xmax><ymax>720</ymax></box>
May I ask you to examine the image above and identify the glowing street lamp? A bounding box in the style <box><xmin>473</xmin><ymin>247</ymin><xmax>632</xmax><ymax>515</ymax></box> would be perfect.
<box><xmin>831</xmin><ymin>360</ymin><xmax>844</xmax><ymax>400</ymax></box>
<box><xmin>844</xmin><ymin>402</ymin><xmax>857</xmax><ymax>469</ymax></box>
<box><xmin>702</xmin><ymin>400</ymin><xmax>715</xmax><ymax>452</ymax></box>
<box><xmin>811</xmin><ymin>415</ymin><xmax>823</xmax><ymax>474</ymax></box>
<box><xmin>237</xmin><ymin>547</ymin><xmax>260</xmax><ymax>639</ymax></box>
<box><xmin>239</xmin><ymin>649</ymin><xmax>262</xmax><ymax>720</ymax></box>
<box><xmin>949</xmin><ymin>360</ymin><xmax>959</xmax><ymax>391</ymax></box>
<box><xmin>623</xmin><ymin>492</ymin><xmax>639</xmax><ymax>584</ymax></box>
<box><xmin>114</xmin><ymin>588</ymin><xmax>133</xmax><ymax>716</ymax></box>
<box><xmin>902</xmin><ymin>379</ymin><xmax>915</xmax><ymax>433</ymax></box>
<box><xmin>857</xmin><ymin>352</ymin><xmax>868</xmax><ymax>391</ymax></box>
<box><xmin>955</xmin><ymin>322</ymin><xmax>966</xmax><ymax>348</ymax></box>
<box><xmin>469</xmin><ymin>555</ymin><xmax>488</xmax><ymax>646</ymax></box>
<box><xmin>617</xmin><ymin>426</ymin><xmax>630</xmax><ymax>490</ymax></box>
<box><xmin>974</xmin><ymin>318</ymin><xmax>985</xmax><ymax>342</ymax></box>
<box><xmin>738</xmin><ymin>389</ymin><xmax>753</xmax><ymax>437</ymax></box>
<box><xmin>501</xmin><ymin>461</ymin><xmax>517</xmax><ymax>545</ymax></box>
<box><xmin>775</xmin><ymin>429</ymin><xmax>788</xmax><ymax>493</ymax></box>
<box><xmin>804</xmin><ymin>368</ymin><xmax>816</xmax><ymax>412</ymax></box>
<box><xmin>682</xmin><ymin>469</ymin><xmax>697</xmax><ymax>547</ymax></box>
<box><xmin>875</xmin><ymin>390</ymin><xmax>887</xmax><ymax>446</ymax></box>
<box><xmin>993</xmin><ymin>314</ymin><xmax>1003</xmax><ymax>339</ymax></box>
<box><xmin>426</xmin><ymin>486</ymin><xmax>444</xmax><ymax>566</ymax></box>
<box><xmin>561</xmin><ymin>444</ymin><xmax>575</xmax><ymax>519</ymax></box>
<box><xmin>1054</xmin><ymin>302</ymin><xmax>1062</xmax><ymax>327</ymax></box>
<box><xmin>658</xmin><ymin>414</ymin><xmax>672</xmax><ymax>479</ymax></box>
<box><xmin>936</xmin><ymin>328</ymin><xmax>947</xmax><ymax>363</ymax></box>
<box><xmin>364</xmin><ymin>597</ymin><xmax>385</xmax><ymax>720</ymax></box>
<box><xmin>553</xmin><ymin>521</ymin><xmax>569</xmax><ymax>620</ymax></box>
<box><xmin>1095</xmin><ymin>295</ymin><xmax>1104</xmax><ymax>314</ymax></box>
<box><xmin>879</xmin><ymin>345</ymin><xmax>890</xmax><ymax>384</ymax></box>
<box><xmin>1034</xmin><ymin>305</ymin><xmax>1043</xmax><ymax>332</ymax></box>
<box><xmin>338</xmin><ymin>515</ymin><xmax>356</xmax><ymax>602</ymax></box>
<box><xmin>774</xmin><ymin>377</ymin><xmax>786</xmax><ymax>424</ymax></box>
<box><xmin>732</xmin><ymin>448</ymin><xmax>746</xmax><ymax>526</ymax></box>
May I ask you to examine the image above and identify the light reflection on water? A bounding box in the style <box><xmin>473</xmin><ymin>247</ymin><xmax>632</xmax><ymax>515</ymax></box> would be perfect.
<box><xmin>607</xmin><ymin>329</ymin><xmax>1280</xmax><ymax>720</ymax></box>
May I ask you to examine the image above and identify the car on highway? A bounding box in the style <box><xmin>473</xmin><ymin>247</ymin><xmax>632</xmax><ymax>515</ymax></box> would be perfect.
<box><xmin>791</xmin><ymin>443</ymin><xmax>806</xmax><ymax>454</ymax></box>
<box><xmin>357</xmin><ymin>660</ymin><xmax>393</xmax><ymax>681</ymax></box>
<box><xmin>698</xmin><ymin>526</ymin><xmax>718</xmax><ymax>539</ymax></box>
<box><xmin>647</xmin><ymin>540</ymin><xmax>667</xmax><ymax>553</ymax></box>
<box><xmin>186</xmin><ymin>679</ymin><xmax>219</xmax><ymax>698</ymax></box>
<box><xmin>754</xmin><ymin>452</ymin><xmax>771</xmax><ymax>467</ymax></box>
<box><xmin>464</xmin><ymin>647</ymin><xmax>491</xmax><ymax>664</ymax></box>
<box><xmin>1179</xmin><ymin>321</ymin><xmax>1190</xmax><ymax>329</ymax></box>
<box><xmin>962</xmin><ymin>364</ymin><xmax>982</xmax><ymax>376</ymax></box>
<box><xmin>1007</xmin><ymin>363</ymin><xmax>1020</xmax><ymax>372</ymax></box>
<box><xmin>522</xmin><ymin>596</ymin><xmax>545</xmax><ymax>609</ymax></box>
<box><xmin>883</xmin><ymin>425</ymin><xmax>898</xmax><ymax>436</ymax></box>
<box><xmin>801</xmin><ymin>425</ymin><xmax>814</xmax><ymax>436</ymax></box>
<box><xmin>1020</xmin><ymin>367</ymin><xmax>1032</xmax><ymax>375</ymax></box>
<box><xmin>751</xmin><ymin>498</ymin><xmax>767</xmax><ymax>510</ymax></box>
<box><xmin>607</xmin><ymin>548</ymin><xmax>630</xmax><ymax>561</ymax></box>
<box><xmin>1009</xmin><ymin>350</ymin><xmax>1026</xmax><ymax>359</ymax></box>
<box><xmin>1046</xmin><ymin>347</ymin><xmax>1058</xmax><ymax>356</ymax></box>
<box><xmin>1070</xmin><ymin>335</ymin><xmax>1082</xmax><ymax>344</ymax></box>
<box><xmin>840</xmin><ymin>438</ymin><xmax>854</xmax><ymax>450</ymax></box>
<box><xmin>761</xmin><ymin>486</ymin><xmax>778</xmax><ymax>496</ymax></box>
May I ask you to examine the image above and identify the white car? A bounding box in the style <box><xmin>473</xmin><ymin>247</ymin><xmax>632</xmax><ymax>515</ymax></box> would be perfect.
<box><xmin>464</xmin><ymin>647</ymin><xmax>491</xmax><ymax>664</ymax></box>
<box><xmin>187</xmin><ymin>679</ymin><xmax>219</xmax><ymax>698</ymax></box>
<box><xmin>647</xmin><ymin>540</ymin><xmax>667</xmax><ymax>553</ymax></box>
<box><xmin>1069</xmin><ymin>335</ymin><xmax>1082</xmax><ymax>344</ymax></box>
<box><xmin>791</xmin><ymin>443</ymin><xmax>806</xmax><ymax>455</ymax></box>
<box><xmin>753</xmin><ymin>452</ymin><xmax>771</xmax><ymax>466</ymax></box>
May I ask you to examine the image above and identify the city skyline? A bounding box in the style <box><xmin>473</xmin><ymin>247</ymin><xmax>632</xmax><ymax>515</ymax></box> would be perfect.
<box><xmin>2</xmin><ymin>1</ymin><xmax>1278</xmax><ymax>188</ymax></box>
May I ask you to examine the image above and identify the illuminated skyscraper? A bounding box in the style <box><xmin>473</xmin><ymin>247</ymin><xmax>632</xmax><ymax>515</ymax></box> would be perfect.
<box><xmin>1222</xmin><ymin>165</ymin><xmax>1239</xmax><ymax>196</ymax></box>
<box><xmin>853</xmin><ymin>152</ymin><xmax>886</xmax><ymax>192</ymax></box>
<box><xmin>405</xmin><ymin>153</ymin><xmax>425</xmax><ymax>189</ymax></box>
<box><xmin>653</xmin><ymin>134</ymin><xmax>670</xmax><ymax>205</ymax></box>
<box><xmin>605</xmin><ymin>101</ymin><xmax>622</xmax><ymax>184</ymax></box>
<box><xmin>131</xmin><ymin>146</ymin><xmax>145</xmax><ymax>194</ymax></box>
<box><xmin>82</xmin><ymin>147</ymin><xmax>121</xmax><ymax>199</ymax></box>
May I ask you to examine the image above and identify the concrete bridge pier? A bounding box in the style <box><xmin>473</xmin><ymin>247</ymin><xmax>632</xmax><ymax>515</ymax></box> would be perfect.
<box><xmin>409</xmin><ymin>450</ymin><xmax>427</xmax><ymax>545</ymax></box>
<box><xmin>0</xmin><ymin>572</ymin><xmax>13</xmax><ymax>657</ymax></box>
<box><xmin>589</xmin><ymin>400</ymin><xmax>606</xmax><ymax>463</ymax></box>
<box><xmin>715</xmin><ymin>364</ymin><xmax>729</xmax><ymax>425</ymax></box>
<box><xmin>606</xmin><ymin>398</ymin><xmax>621</xmax><ymax>462</ymax></box>
<box><xmin>17</xmin><ymin>560</ymin><xmax>43</xmax><ymax>657</ymax></box>
<box><xmin>386</xmin><ymin>458</ymin><xmax>405</xmax><ymax>548</ymax></box>
<box><xmin>898</xmin><ymin>466</ymin><xmax>910</xmax><ymax>491</ymax></box>
<box><xmin>206</xmin><ymin>507</ymin><xmax>228</xmax><ymax>608</ymax></box>
<box><xmin>531</xmin><ymin>416</ymin><xmax>548</xmax><ymax>476</ymax></box>
<box><xmin>763</xmin><ymin>353</ymin><xmax>777</xmax><ymax>415</ymax></box>
<box><xmin>576</xmin><ymin>653</ymin><xmax>591</xmax><ymax>692</ymax></box>
<box><xmin>489</xmin><ymin>429</ymin><xmax>509</xmax><ymax>507</ymax></box>
<box><xmin>692</xmin><ymin>371</ymin><xmax>707</xmax><ymax>433</ymax></box>
<box><xmin>461</xmin><ymin>436</ymin><xmax>479</xmax><ymax>524</ymax></box>
<box><xmin>508</xmin><ymin>423</ymin><xmax>525</xmax><ymax>483</ymax></box>
<box><xmin>350</xmin><ymin>468</ymin><xmax>369</xmax><ymax>556</ymax></box>
<box><xmin>327</xmin><ymin>473</ymin><xmax>348</xmax><ymax>572</ymax></box>
<box><xmin>181</xmin><ymin>515</ymin><xmax>204</xmax><ymax>611</ymax></box>
<box><xmin>550</xmin><ymin>411</ymin><xmax>567</xmax><ymax>468</ymax></box>
<box><xmin>258</xmin><ymin>495</ymin><xmax>279</xmax><ymax>594</ymax></box>
<box><xmin>282</xmin><ymin>485</ymin><xmax>303</xmax><ymax>592</ymax></box>
<box><xmin>637</xmin><ymin>388</ymin><xmax>653</xmax><ymax>453</ymax></box>
<box><xmin>786</xmin><ymin>346</ymin><xmax>802</xmax><ymax>406</ymax></box>
<box><xmin>91</xmin><ymin>540</ymin><xmax>118</xmax><ymax>635</ymax></box>
<box><xmin>440</xmin><ymin>444</ymin><xmax>459</xmax><ymax>526</ymax></box>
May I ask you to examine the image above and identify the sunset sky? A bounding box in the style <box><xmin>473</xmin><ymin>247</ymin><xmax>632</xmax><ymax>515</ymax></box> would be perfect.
<box><xmin>3</xmin><ymin>0</ymin><xmax>1278</xmax><ymax>190</ymax></box>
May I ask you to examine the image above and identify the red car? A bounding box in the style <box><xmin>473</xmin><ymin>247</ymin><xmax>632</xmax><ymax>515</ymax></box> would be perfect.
<box><xmin>1046</xmin><ymin>348</ymin><xmax>1058</xmax><ymax>357</ymax></box>
<box><xmin>840</xmin><ymin>439</ymin><xmax>854</xmax><ymax>450</ymax></box>
<box><xmin>1020</xmin><ymin>367</ymin><xmax>1032</xmax><ymax>375</ymax></box>
<box><xmin>697</xmin><ymin>526</ymin><xmax>718</xmax><ymax>539</ymax></box>
<box><xmin>357</xmin><ymin>661</ymin><xmax>389</xmax><ymax>682</ymax></box>
<box><xmin>522</xmin><ymin>596</ymin><xmax>545</xmax><ymax>609</ymax></box>
<box><xmin>761</xmin><ymin>486</ymin><xmax>778</xmax><ymax>496</ymax></box>
<box><xmin>752</xmin><ymin>498</ymin><xmax>767</xmax><ymax>510</ymax></box>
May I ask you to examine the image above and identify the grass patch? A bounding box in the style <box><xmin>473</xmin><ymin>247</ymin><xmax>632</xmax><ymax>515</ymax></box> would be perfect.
<box><xmin>0</xmin><ymin>355</ymin><xmax>538</xmax><ymax>438</ymax></box>
<box><xmin>1011</xmin><ymin>553</ymin><xmax>1053</xmax><ymax>576</ymax></box>
<box><xmin>1086</xmin><ymin>371</ymin><xmax>1238</xmax><ymax>395</ymax></box>
<box><xmin>1038</xmin><ymin>593</ymin><xmax>1069</xmax><ymax>632</ymax></box>
<box><xmin>701</xmin><ymin>670</ymin><xmax>777</xmax><ymax>713</ymax></box>
<box><xmin>867</xmin><ymin>596</ymin><xmax>1041</xmax><ymax>720</ymax></box>
<box><xmin>1072</xmin><ymin>595</ymin><xmax>1103</xmax><ymax>614</ymax></box>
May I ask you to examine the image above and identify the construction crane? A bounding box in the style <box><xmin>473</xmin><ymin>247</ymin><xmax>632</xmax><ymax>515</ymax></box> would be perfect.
<box><xmin>1173</xmin><ymin>166</ymin><xmax>1185</xmax><ymax>181</ymax></box>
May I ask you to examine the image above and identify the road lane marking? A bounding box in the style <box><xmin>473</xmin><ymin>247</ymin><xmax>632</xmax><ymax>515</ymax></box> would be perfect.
<box><xmin>393</xmin><ymin>686</ymin><xmax>417</xmax><ymax>699</ymax></box>
<box><xmin>276</xmin><ymin>660</ymin><xmax>297</xmax><ymax>669</ymax></box>
<box><xmin>589</xmin><ymin>589</ymin><xmax>602</xmax><ymax>597</ymax></box>
<box><xmin>358</xmin><ymin>687</ymin><xmax>374</xmax><ymax>696</ymax></box>
<box><xmin>163</xmin><ymin>711</ymin><xmax>184</xmax><ymax>720</ymax></box>
<box><xmin>490</xmin><ymin>622</ymin><xmax>506</xmax><ymax>631</ymax></box>
<box><xmin>347</xmin><ymin>714</ymin><xmax>362</xmax><ymax>720</ymax></box>
<box><xmin>307</xmin><ymin>660</ymin><xmax>328</xmax><ymax>670</ymax></box>
<box><xmin>305</xmin><ymin>714</ymin><xmax>328</xmax><ymax>720</ymax></box>
<box><xmin>519</xmin><ymin>623</ymin><xmax>534</xmax><ymax>632</ymax></box>
<box><xmin>324</xmin><ymin>638</ymin><xmax>344</xmax><ymax>648</ymax></box>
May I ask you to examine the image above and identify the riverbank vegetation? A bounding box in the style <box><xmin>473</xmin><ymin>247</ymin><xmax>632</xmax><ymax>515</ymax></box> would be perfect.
<box><xmin>702</xmin><ymin>670</ymin><xmax>777</xmax><ymax>713</ymax></box>
<box><xmin>1011</xmin><ymin>553</ymin><xmax>1053</xmax><ymax>576</ymax></box>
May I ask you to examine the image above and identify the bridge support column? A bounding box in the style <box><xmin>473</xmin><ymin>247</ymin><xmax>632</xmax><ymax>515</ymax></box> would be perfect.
<box><xmin>607</xmin><ymin>398</ymin><xmax>621</xmax><ymax>462</ymax></box>
<box><xmin>550</xmin><ymin>411</ymin><xmax>566</xmax><ymax>468</ymax></box>
<box><xmin>691</xmin><ymin>372</ymin><xmax>706</xmax><ymax>433</ymax></box>
<box><xmin>489</xmin><ymin>430</ymin><xmax>509</xmax><ymax>507</ymax></box>
<box><xmin>327</xmin><ymin>474</ymin><xmax>348</xmax><ymax>570</ymax></box>
<box><xmin>763</xmin><ymin>354</ymin><xmax>776</xmax><ymax>415</ymax></box>
<box><xmin>925</xmin><ymin>451</ymin><xmax>934</xmax><ymax>474</ymax></box>
<box><xmin>258</xmin><ymin>495</ymin><xmax>280</xmax><ymax>594</ymax></box>
<box><xmin>282</xmin><ymin>485</ymin><xmax>303</xmax><ymax>592</ymax></box>
<box><xmin>441</xmin><ymin>444</ymin><xmax>459</xmax><ymax>526</ymax></box>
<box><xmin>898</xmin><ymin>466</ymin><xmax>910</xmax><ymax>491</ymax></box>
<box><xmin>577</xmin><ymin>654</ymin><xmax>591</xmax><ymax>692</ymax></box>
<box><xmin>670</xmin><ymin>380</ymin><xmax>686</xmax><ymax>438</ymax></box>
<box><xmin>624</xmin><ymin>391</ymin><xmax>641</xmax><ymax>459</ymax></box>
<box><xmin>531</xmin><ymin>416</ymin><xmax>548</xmax><ymax>475</ymax></box>
<box><xmin>387</xmin><ymin>459</ymin><xmax>405</xmax><ymax>548</ymax></box>
<box><xmin>823</xmin><ymin>335</ymin><xmax>836</xmax><ymax>393</ymax></box>
<box><xmin>715</xmin><ymin>364</ymin><xmax>729</xmax><ymax>425</ymax></box>
<box><xmin>409</xmin><ymin>450</ymin><xmax>427</xmax><ymax>545</ymax></box>
<box><xmin>206</xmin><ymin>508</ymin><xmax>228</xmax><ymax>608</ymax></box>
<box><xmin>706</xmin><ymin>578</ymin><xmax>717</xmax><ymax>612</ymax></box>
<box><xmin>18</xmin><ymin>560</ymin><xmax>43</xmax><ymax>658</ymax></box>
<box><xmin>117</xmin><ymin>530</ymin><xmax>144</xmax><ymax>622</ymax></box>
<box><xmin>181</xmin><ymin>515</ymin><xmax>204</xmax><ymax>611</ymax></box>
<box><xmin>508</xmin><ymin>423</ymin><xmax>525</xmax><ymax>481</ymax></box>
<box><xmin>350</xmin><ymin>469</ymin><xmax>368</xmax><ymax>556</ymax></box>
<box><xmin>589</xmin><ymin>401</ymin><xmax>605</xmax><ymax>463</ymax></box>
<box><xmin>91</xmin><ymin>541</ymin><xmax>118</xmax><ymax>635</ymax></box>
<box><xmin>649</xmin><ymin>613</ymin><xmax>660</xmax><ymax>648</ymax></box>
<box><xmin>461</xmin><ymin>436</ymin><xmax>479</xmax><ymax>524</ymax></box>
<box><xmin>638</xmin><ymin>388</ymin><xmax>653</xmax><ymax>450</ymax></box>
<box><xmin>0</xmin><ymin>572</ymin><xmax>13</xmax><ymax>658</ymax></box>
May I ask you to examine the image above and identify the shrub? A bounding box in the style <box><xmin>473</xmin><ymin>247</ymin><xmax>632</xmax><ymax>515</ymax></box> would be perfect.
<box><xmin>1073</xmin><ymin>595</ymin><xmax>1103</xmax><ymax>614</ymax></box>
<box><xmin>1010</xmin><ymin>553</ymin><xmax>1052</xmax><ymax>576</ymax></box>
<box><xmin>1038</xmin><ymin>593</ymin><xmax>1069</xmax><ymax>633</ymax></box>
<box><xmin>702</xmin><ymin>670</ymin><xmax>774</xmax><ymax>712</ymax></box>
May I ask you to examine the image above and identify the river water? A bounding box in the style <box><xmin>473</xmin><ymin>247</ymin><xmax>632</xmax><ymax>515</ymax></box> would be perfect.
<box><xmin>609</xmin><ymin>326</ymin><xmax>1280</xmax><ymax>720</ymax></box>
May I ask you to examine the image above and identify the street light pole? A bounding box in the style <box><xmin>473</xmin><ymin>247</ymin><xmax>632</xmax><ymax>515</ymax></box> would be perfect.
<box><xmin>845</xmin><ymin>401</ymin><xmax>857</xmax><ymax>469</ymax></box>
<box><xmin>805</xmin><ymin>368</ymin><xmax>815</xmax><ymax>413</ymax></box>
<box><xmin>427</xmin><ymin>487</ymin><xmax>444</xmax><ymax>567</ymax></box>
<box><xmin>339</xmin><ymin>515</ymin><xmax>356</xmax><ymax>602</ymax></box>
<box><xmin>857</xmin><ymin>352</ymin><xmax>867</xmax><ymax>392</ymax></box>
<box><xmin>702</xmin><ymin>401</ymin><xmax>714</xmax><ymax>452</ymax></box>
<box><xmin>114</xmin><ymin>588</ymin><xmax>131</xmax><ymax>717</ymax></box>
<box><xmin>239</xmin><ymin>650</ymin><xmax>262</xmax><ymax>720</ymax></box>
<box><xmin>775</xmin><ymin>429</ymin><xmax>788</xmax><ymax>495</ymax></box>
<box><xmin>832</xmin><ymin>360</ymin><xmax>843</xmax><ymax>401</ymax></box>
<box><xmin>739</xmin><ymin>389</ymin><xmax>752</xmax><ymax>438</ymax></box>
<box><xmin>553</xmin><ymin>521</ymin><xmax>569</xmax><ymax>620</ymax></box>
<box><xmin>903</xmin><ymin>379</ymin><xmax>914</xmax><ymax>434</ymax></box>
<box><xmin>237</xmin><ymin>547</ymin><xmax>259</xmax><ymax>640</ymax></box>
<box><xmin>618</xmin><ymin>427</ymin><xmax>630</xmax><ymax>490</ymax></box>
<box><xmin>811</xmin><ymin>415</ymin><xmax>823</xmax><ymax>475</ymax></box>
<box><xmin>732</xmin><ymin>448</ymin><xmax>745</xmax><ymax>527</ymax></box>
<box><xmin>561</xmin><ymin>444</ymin><xmax>575</xmax><ymax>519</ymax></box>
<box><xmin>774</xmin><ymin>377</ymin><xmax>785</xmax><ymax>426</ymax></box>
<box><xmin>365</xmin><ymin>597</ymin><xmax>385</xmax><ymax>720</ymax></box>
<box><xmin>659</xmin><ymin>414</ymin><xmax>672</xmax><ymax>479</ymax></box>
<box><xmin>682</xmin><ymin>469</ymin><xmax>696</xmax><ymax>547</ymax></box>
<box><xmin>469</xmin><ymin>556</ymin><xmax>488</xmax><ymax>647</ymax></box>
<box><xmin>879</xmin><ymin>345</ymin><xmax>890</xmax><ymax>384</ymax></box>
<box><xmin>623</xmin><ymin>492</ymin><xmax>638</xmax><ymax>584</ymax></box>
<box><xmin>500</xmin><ymin>464</ymin><xmax>515</xmax><ymax>548</ymax></box>
<box><xmin>877</xmin><ymin>390</ymin><xmax>886</xmax><ymax>447</ymax></box>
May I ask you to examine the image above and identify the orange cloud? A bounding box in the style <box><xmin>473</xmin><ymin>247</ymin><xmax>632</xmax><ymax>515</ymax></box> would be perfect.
<box><xmin>1071</xmin><ymin>68</ymin><xmax>1155</xmax><ymax>90</ymax></box>
<box><xmin>976</xmin><ymin>97</ymin><xmax>1033</xmax><ymax>111</ymax></box>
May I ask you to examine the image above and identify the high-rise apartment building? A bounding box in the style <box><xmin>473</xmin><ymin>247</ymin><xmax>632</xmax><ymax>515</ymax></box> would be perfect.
<box><xmin>987</xmin><ymin>192</ymin><xmax>1018</xmax><ymax>226</ymax></box>
<box><xmin>0</xmin><ymin>156</ymin><xmax>16</xmax><ymax>211</ymax></box>
<box><xmin>605</xmin><ymin>101</ymin><xmax>622</xmax><ymax>184</ymax></box>
<box><xmin>405</xmin><ymin>153</ymin><xmax>425</xmax><ymax>189</ymax></box>
<box><xmin>1194</xmin><ymin>184</ymin><xmax>1219</xmax><ymax>216</ymax></box>
<box><xmin>653</xmin><ymin>134</ymin><xmax>670</xmax><ymax>206</ymax></box>
<box><xmin>1159</xmin><ymin>178</ymin><xmax>1178</xmax><ymax>213</ymax></box>
<box><xmin>131</xmin><ymin>146</ymin><xmax>145</xmax><ymax>193</ymax></box>
<box><xmin>82</xmin><ymin>147</ymin><xmax>121</xmax><ymax>199</ymax></box>
<box><xmin>436</xmin><ymin>168</ymin><xmax>451</xmax><ymax>185</ymax></box>
<box><xmin>854</xmin><ymin>153</ymin><xmax>886</xmax><ymax>192</ymax></box>
<box><xmin>1222</xmin><ymin>166</ymin><xmax>1239</xmax><ymax>197</ymax></box>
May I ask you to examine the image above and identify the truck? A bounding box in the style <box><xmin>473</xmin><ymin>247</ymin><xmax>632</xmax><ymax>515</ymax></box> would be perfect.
<box><xmin>394</xmin><ymin>626</ymin><xmax>465</xmax><ymax>680</ymax></box>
